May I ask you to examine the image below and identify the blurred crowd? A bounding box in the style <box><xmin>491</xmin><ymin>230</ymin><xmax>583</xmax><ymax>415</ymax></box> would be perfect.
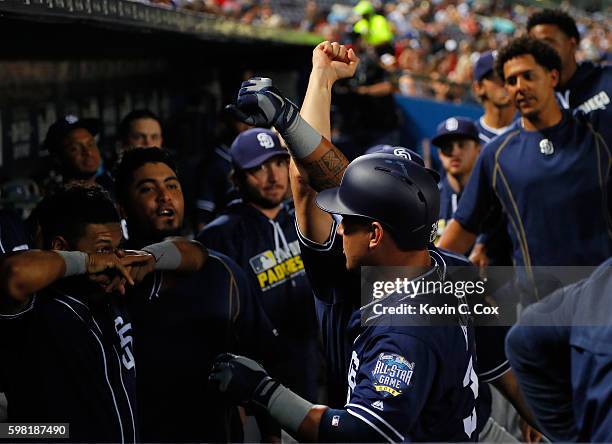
<box><xmin>134</xmin><ymin>0</ymin><xmax>612</xmax><ymax>103</ymax></box>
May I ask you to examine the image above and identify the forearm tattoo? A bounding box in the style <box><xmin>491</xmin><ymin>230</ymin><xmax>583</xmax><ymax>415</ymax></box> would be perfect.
<box><xmin>304</xmin><ymin>149</ymin><xmax>348</xmax><ymax>191</ymax></box>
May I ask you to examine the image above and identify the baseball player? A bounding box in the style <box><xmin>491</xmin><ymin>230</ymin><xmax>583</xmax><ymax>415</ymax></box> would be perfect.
<box><xmin>197</xmin><ymin>128</ymin><xmax>320</xmax><ymax>402</ymax></box>
<box><xmin>114</xmin><ymin>147</ymin><xmax>281</xmax><ymax>442</ymax></box>
<box><xmin>0</xmin><ymin>184</ymin><xmax>204</xmax><ymax>443</ymax></box>
<box><xmin>472</xmin><ymin>50</ymin><xmax>516</xmax><ymax>144</ymax></box>
<box><xmin>506</xmin><ymin>258</ymin><xmax>612</xmax><ymax>441</ymax></box>
<box><xmin>528</xmin><ymin>9</ymin><xmax>612</xmax><ymax>136</ymax></box>
<box><xmin>44</xmin><ymin>116</ymin><xmax>114</xmax><ymax>196</ymax></box>
<box><xmin>117</xmin><ymin>109</ymin><xmax>164</xmax><ymax>151</ymax></box>
<box><xmin>430</xmin><ymin>117</ymin><xmax>481</xmax><ymax>242</ymax></box>
<box><xmin>300</xmin><ymin>41</ymin><xmax>539</xmax><ymax>441</ymax></box>
<box><xmin>470</xmin><ymin>52</ymin><xmax>516</xmax><ymax>270</ymax></box>
<box><xmin>439</xmin><ymin>37</ymin><xmax>612</xmax><ymax>301</ymax></box>
<box><xmin>209</xmin><ymin>152</ymin><xmax>480</xmax><ymax>442</ymax></box>
<box><xmin>220</xmin><ymin>39</ymin><xmax>541</xmax><ymax>439</ymax></box>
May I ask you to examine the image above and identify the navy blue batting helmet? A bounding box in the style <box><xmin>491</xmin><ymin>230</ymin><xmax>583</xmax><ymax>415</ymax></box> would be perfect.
<box><xmin>316</xmin><ymin>153</ymin><xmax>440</xmax><ymax>250</ymax></box>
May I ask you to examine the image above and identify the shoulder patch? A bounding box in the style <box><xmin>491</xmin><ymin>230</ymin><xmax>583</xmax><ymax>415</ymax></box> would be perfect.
<box><xmin>371</xmin><ymin>353</ymin><xmax>414</xmax><ymax>397</ymax></box>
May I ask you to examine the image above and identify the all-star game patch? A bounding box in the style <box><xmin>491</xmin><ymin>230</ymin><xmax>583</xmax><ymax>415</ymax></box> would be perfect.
<box><xmin>371</xmin><ymin>353</ymin><xmax>414</xmax><ymax>397</ymax></box>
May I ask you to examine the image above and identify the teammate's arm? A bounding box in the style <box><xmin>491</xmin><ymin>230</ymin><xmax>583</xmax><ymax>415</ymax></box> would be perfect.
<box><xmin>0</xmin><ymin>250</ymin><xmax>138</xmax><ymax>314</ymax></box>
<box><xmin>209</xmin><ymin>354</ymin><xmax>383</xmax><ymax>442</ymax></box>
<box><xmin>438</xmin><ymin>219</ymin><xmax>477</xmax><ymax>253</ymax></box>
<box><xmin>491</xmin><ymin>369</ymin><xmax>539</xmax><ymax>430</ymax></box>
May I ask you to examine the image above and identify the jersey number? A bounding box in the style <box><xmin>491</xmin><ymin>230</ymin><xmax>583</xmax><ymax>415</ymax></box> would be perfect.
<box><xmin>346</xmin><ymin>351</ymin><xmax>360</xmax><ymax>403</ymax></box>
<box><xmin>462</xmin><ymin>356</ymin><xmax>479</xmax><ymax>438</ymax></box>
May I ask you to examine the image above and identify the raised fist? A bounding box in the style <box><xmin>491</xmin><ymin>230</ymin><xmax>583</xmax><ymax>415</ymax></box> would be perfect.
<box><xmin>226</xmin><ymin>77</ymin><xmax>299</xmax><ymax>132</ymax></box>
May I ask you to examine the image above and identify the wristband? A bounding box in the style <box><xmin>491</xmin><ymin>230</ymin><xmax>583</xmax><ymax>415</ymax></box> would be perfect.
<box><xmin>266</xmin><ymin>383</ymin><xmax>313</xmax><ymax>435</ymax></box>
<box><xmin>142</xmin><ymin>240</ymin><xmax>182</xmax><ymax>270</ymax></box>
<box><xmin>55</xmin><ymin>250</ymin><xmax>88</xmax><ymax>277</ymax></box>
<box><xmin>280</xmin><ymin>114</ymin><xmax>323</xmax><ymax>160</ymax></box>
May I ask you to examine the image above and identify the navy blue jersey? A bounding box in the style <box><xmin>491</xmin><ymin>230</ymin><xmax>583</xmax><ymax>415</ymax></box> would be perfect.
<box><xmin>474</xmin><ymin>117</ymin><xmax>514</xmax><ymax>145</ymax></box>
<box><xmin>437</xmin><ymin>175</ymin><xmax>462</xmax><ymax>227</ymax></box>
<box><xmin>0</xmin><ymin>289</ymin><xmax>138</xmax><ymax>443</ymax></box>
<box><xmin>455</xmin><ymin>111</ymin><xmax>612</xmax><ymax>269</ymax></box>
<box><xmin>297</xmin><ymin>219</ymin><xmax>507</xmax><ymax>423</ymax></box>
<box><xmin>0</xmin><ymin>210</ymin><xmax>29</xmax><ymax>253</ymax></box>
<box><xmin>197</xmin><ymin>201</ymin><xmax>320</xmax><ymax>400</ymax></box>
<box><xmin>195</xmin><ymin>144</ymin><xmax>235</xmax><ymax>226</ymax></box>
<box><xmin>126</xmin><ymin>251</ymin><xmax>279</xmax><ymax>443</ymax></box>
<box><xmin>506</xmin><ymin>258</ymin><xmax>612</xmax><ymax>442</ymax></box>
<box><xmin>344</xmin><ymin>264</ymin><xmax>479</xmax><ymax>442</ymax></box>
<box><xmin>556</xmin><ymin>62</ymin><xmax>612</xmax><ymax>142</ymax></box>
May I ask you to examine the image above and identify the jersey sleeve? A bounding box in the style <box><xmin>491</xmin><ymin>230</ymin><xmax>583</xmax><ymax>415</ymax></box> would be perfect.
<box><xmin>454</xmin><ymin>146</ymin><xmax>499</xmax><ymax>234</ymax></box>
<box><xmin>346</xmin><ymin>333</ymin><xmax>436</xmax><ymax>442</ymax></box>
<box><xmin>296</xmin><ymin>217</ymin><xmax>351</xmax><ymax>305</ymax></box>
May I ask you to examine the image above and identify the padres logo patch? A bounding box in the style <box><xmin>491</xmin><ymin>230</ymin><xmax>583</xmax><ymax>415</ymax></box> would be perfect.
<box><xmin>371</xmin><ymin>353</ymin><xmax>414</xmax><ymax>397</ymax></box>
<box><xmin>249</xmin><ymin>240</ymin><xmax>305</xmax><ymax>291</ymax></box>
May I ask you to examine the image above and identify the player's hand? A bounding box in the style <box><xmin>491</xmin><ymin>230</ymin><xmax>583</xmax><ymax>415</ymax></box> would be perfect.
<box><xmin>469</xmin><ymin>242</ymin><xmax>489</xmax><ymax>277</ymax></box>
<box><xmin>520</xmin><ymin>417</ymin><xmax>543</xmax><ymax>444</ymax></box>
<box><xmin>226</xmin><ymin>77</ymin><xmax>299</xmax><ymax>132</ymax></box>
<box><xmin>208</xmin><ymin>353</ymin><xmax>280</xmax><ymax>408</ymax></box>
<box><xmin>312</xmin><ymin>41</ymin><xmax>359</xmax><ymax>83</ymax></box>
<box><xmin>121</xmin><ymin>250</ymin><xmax>157</xmax><ymax>284</ymax></box>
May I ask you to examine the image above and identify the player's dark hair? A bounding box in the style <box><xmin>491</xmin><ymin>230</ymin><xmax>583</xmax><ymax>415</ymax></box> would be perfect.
<box><xmin>34</xmin><ymin>184</ymin><xmax>119</xmax><ymax>249</ymax></box>
<box><xmin>114</xmin><ymin>147</ymin><xmax>178</xmax><ymax>204</ymax></box>
<box><xmin>527</xmin><ymin>9</ymin><xmax>580</xmax><ymax>42</ymax></box>
<box><xmin>495</xmin><ymin>37</ymin><xmax>562</xmax><ymax>81</ymax></box>
<box><xmin>117</xmin><ymin>109</ymin><xmax>162</xmax><ymax>143</ymax></box>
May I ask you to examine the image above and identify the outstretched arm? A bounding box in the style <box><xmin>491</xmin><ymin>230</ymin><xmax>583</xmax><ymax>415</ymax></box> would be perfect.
<box><xmin>228</xmin><ymin>42</ymin><xmax>359</xmax><ymax>243</ymax></box>
<box><xmin>0</xmin><ymin>250</ymin><xmax>139</xmax><ymax>314</ymax></box>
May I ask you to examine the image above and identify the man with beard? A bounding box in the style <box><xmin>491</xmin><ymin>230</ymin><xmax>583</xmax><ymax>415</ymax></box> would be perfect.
<box><xmin>0</xmin><ymin>184</ymin><xmax>206</xmax><ymax>443</ymax></box>
<box><xmin>439</xmin><ymin>37</ymin><xmax>612</xmax><ymax>302</ymax></box>
<box><xmin>197</xmin><ymin>128</ymin><xmax>320</xmax><ymax>403</ymax></box>
<box><xmin>114</xmin><ymin>147</ymin><xmax>280</xmax><ymax>442</ymax></box>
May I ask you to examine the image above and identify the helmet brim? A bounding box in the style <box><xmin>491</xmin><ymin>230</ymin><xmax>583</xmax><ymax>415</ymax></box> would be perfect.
<box><xmin>315</xmin><ymin>187</ymin><xmax>355</xmax><ymax>217</ymax></box>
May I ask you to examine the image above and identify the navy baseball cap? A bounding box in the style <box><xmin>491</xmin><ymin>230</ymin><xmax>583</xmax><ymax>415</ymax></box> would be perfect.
<box><xmin>431</xmin><ymin>117</ymin><xmax>479</xmax><ymax>148</ymax></box>
<box><xmin>44</xmin><ymin>115</ymin><xmax>100</xmax><ymax>155</ymax></box>
<box><xmin>473</xmin><ymin>50</ymin><xmax>497</xmax><ymax>81</ymax></box>
<box><xmin>364</xmin><ymin>145</ymin><xmax>440</xmax><ymax>183</ymax></box>
<box><xmin>230</xmin><ymin>128</ymin><xmax>289</xmax><ymax>170</ymax></box>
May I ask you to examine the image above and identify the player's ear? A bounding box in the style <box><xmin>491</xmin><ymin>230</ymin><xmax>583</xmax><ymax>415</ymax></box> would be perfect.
<box><xmin>369</xmin><ymin>221</ymin><xmax>384</xmax><ymax>249</ymax></box>
<box><xmin>550</xmin><ymin>68</ymin><xmax>560</xmax><ymax>89</ymax></box>
<box><xmin>50</xmin><ymin>236</ymin><xmax>70</xmax><ymax>251</ymax></box>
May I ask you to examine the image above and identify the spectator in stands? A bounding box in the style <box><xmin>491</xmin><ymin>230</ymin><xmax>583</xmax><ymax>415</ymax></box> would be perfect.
<box><xmin>352</xmin><ymin>0</ymin><xmax>393</xmax><ymax>53</ymax></box>
<box><xmin>333</xmin><ymin>35</ymin><xmax>400</xmax><ymax>159</ymax></box>
<box><xmin>198</xmin><ymin>128</ymin><xmax>321</xmax><ymax>403</ymax></box>
<box><xmin>117</xmin><ymin>109</ymin><xmax>164</xmax><ymax>152</ymax></box>
<box><xmin>44</xmin><ymin>116</ymin><xmax>114</xmax><ymax>196</ymax></box>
